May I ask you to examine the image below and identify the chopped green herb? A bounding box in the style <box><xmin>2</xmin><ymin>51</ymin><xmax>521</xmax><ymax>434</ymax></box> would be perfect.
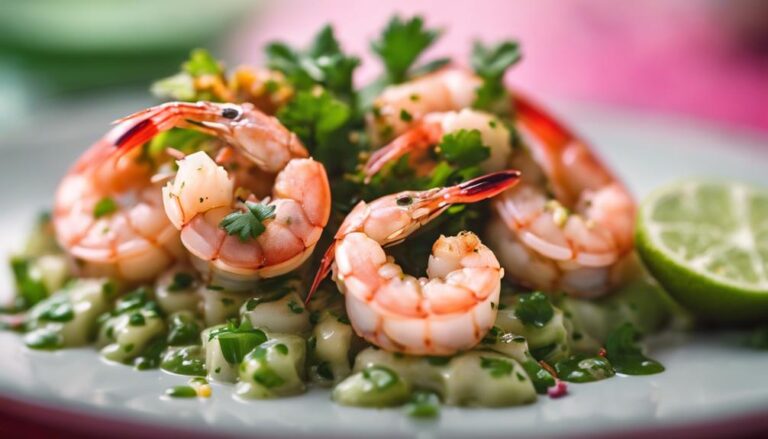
<box><xmin>605</xmin><ymin>323</ymin><xmax>664</xmax><ymax>375</ymax></box>
<box><xmin>124</xmin><ymin>343</ymin><xmax>135</xmax><ymax>353</ymax></box>
<box><xmin>167</xmin><ymin>272</ymin><xmax>195</xmax><ymax>292</ymax></box>
<box><xmin>404</xmin><ymin>390</ymin><xmax>440</xmax><ymax>418</ymax></box>
<box><xmin>209</xmin><ymin>321</ymin><xmax>268</xmax><ymax>364</ymax></box>
<box><xmin>371</xmin><ymin>15</ymin><xmax>441</xmax><ymax>83</ymax></box>
<box><xmin>23</xmin><ymin>328</ymin><xmax>62</xmax><ymax>350</ymax></box>
<box><xmin>219</xmin><ymin>201</ymin><xmax>276</xmax><ymax>242</ymax></box>
<box><xmin>361</xmin><ymin>366</ymin><xmax>399</xmax><ymax>391</ymax></box>
<box><xmin>515</xmin><ymin>291</ymin><xmax>554</xmax><ymax>328</ymax></box>
<box><xmin>37</xmin><ymin>299</ymin><xmax>74</xmax><ymax>323</ymax></box>
<box><xmin>399</xmin><ymin>109</ymin><xmax>413</xmax><ymax>122</ymax></box>
<box><xmin>249</xmin><ymin>346</ymin><xmax>286</xmax><ymax>388</ymax></box>
<box><xmin>438</xmin><ymin>129</ymin><xmax>491</xmax><ymax>166</ymax></box>
<box><xmin>479</xmin><ymin>356</ymin><xmax>514</xmax><ymax>378</ymax></box>
<box><xmin>10</xmin><ymin>256</ymin><xmax>48</xmax><ymax>308</ymax></box>
<box><xmin>93</xmin><ymin>197</ymin><xmax>118</xmax><ymax>219</ymax></box>
<box><xmin>287</xmin><ymin>300</ymin><xmax>304</xmax><ymax>314</ymax></box>
<box><xmin>128</xmin><ymin>312</ymin><xmax>146</xmax><ymax>327</ymax></box>
<box><xmin>275</xmin><ymin>344</ymin><xmax>289</xmax><ymax>355</ymax></box>
<box><xmin>165</xmin><ymin>385</ymin><xmax>197</xmax><ymax>398</ymax></box>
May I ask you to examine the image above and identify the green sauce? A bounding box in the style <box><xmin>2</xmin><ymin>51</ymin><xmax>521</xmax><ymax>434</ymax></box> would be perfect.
<box><xmin>133</xmin><ymin>336</ymin><xmax>167</xmax><ymax>370</ymax></box>
<box><xmin>161</xmin><ymin>346</ymin><xmax>207</xmax><ymax>376</ymax></box>
<box><xmin>167</xmin><ymin>314</ymin><xmax>201</xmax><ymax>346</ymax></box>
<box><xmin>554</xmin><ymin>355</ymin><xmax>615</xmax><ymax>383</ymax></box>
<box><xmin>520</xmin><ymin>358</ymin><xmax>556</xmax><ymax>394</ymax></box>
<box><xmin>605</xmin><ymin>323</ymin><xmax>664</xmax><ymax>375</ymax></box>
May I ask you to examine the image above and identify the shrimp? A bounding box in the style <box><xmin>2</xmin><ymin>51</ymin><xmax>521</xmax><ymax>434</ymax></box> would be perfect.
<box><xmin>53</xmin><ymin>124</ymin><xmax>185</xmax><ymax>282</ymax></box>
<box><xmin>488</xmin><ymin>94</ymin><xmax>636</xmax><ymax>298</ymax></box>
<box><xmin>368</xmin><ymin>67</ymin><xmax>481</xmax><ymax>145</ymax></box>
<box><xmin>113</xmin><ymin>101</ymin><xmax>331</xmax><ymax>290</ymax></box>
<box><xmin>309</xmin><ymin>171</ymin><xmax>521</xmax><ymax>355</ymax></box>
<box><xmin>364</xmin><ymin>108</ymin><xmax>513</xmax><ymax>180</ymax></box>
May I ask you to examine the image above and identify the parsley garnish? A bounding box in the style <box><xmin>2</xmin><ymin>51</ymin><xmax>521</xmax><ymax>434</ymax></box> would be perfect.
<box><xmin>471</xmin><ymin>40</ymin><xmax>521</xmax><ymax>113</ymax></box>
<box><xmin>276</xmin><ymin>89</ymin><xmax>355</xmax><ymax>175</ymax></box>
<box><xmin>371</xmin><ymin>15</ymin><xmax>441</xmax><ymax>83</ymax></box>
<box><xmin>182</xmin><ymin>48</ymin><xmax>223</xmax><ymax>76</ymax></box>
<box><xmin>219</xmin><ymin>201</ymin><xmax>276</xmax><ymax>242</ymax></box>
<box><xmin>438</xmin><ymin>129</ymin><xmax>491</xmax><ymax>165</ymax></box>
<box><xmin>266</xmin><ymin>25</ymin><xmax>360</xmax><ymax>100</ymax></box>
<box><xmin>93</xmin><ymin>197</ymin><xmax>118</xmax><ymax>219</ymax></box>
<box><xmin>514</xmin><ymin>291</ymin><xmax>554</xmax><ymax>328</ymax></box>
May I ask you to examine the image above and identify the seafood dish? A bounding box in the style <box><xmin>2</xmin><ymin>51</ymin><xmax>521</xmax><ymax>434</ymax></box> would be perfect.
<box><xmin>4</xmin><ymin>15</ymin><xmax>767</xmax><ymax>418</ymax></box>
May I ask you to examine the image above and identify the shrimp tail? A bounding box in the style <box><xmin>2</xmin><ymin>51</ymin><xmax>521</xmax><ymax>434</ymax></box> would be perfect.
<box><xmin>364</xmin><ymin>122</ymin><xmax>441</xmax><ymax>182</ymax></box>
<box><xmin>306</xmin><ymin>241</ymin><xmax>337</xmax><ymax>304</ymax></box>
<box><xmin>439</xmin><ymin>170</ymin><xmax>522</xmax><ymax>204</ymax></box>
<box><xmin>513</xmin><ymin>92</ymin><xmax>575</xmax><ymax>149</ymax></box>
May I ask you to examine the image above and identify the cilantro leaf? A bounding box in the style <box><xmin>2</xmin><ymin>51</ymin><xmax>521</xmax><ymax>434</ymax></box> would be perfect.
<box><xmin>219</xmin><ymin>202</ymin><xmax>276</xmax><ymax>242</ymax></box>
<box><xmin>266</xmin><ymin>25</ymin><xmax>360</xmax><ymax>100</ymax></box>
<box><xmin>93</xmin><ymin>197</ymin><xmax>118</xmax><ymax>219</ymax></box>
<box><xmin>276</xmin><ymin>90</ymin><xmax>355</xmax><ymax>175</ymax></box>
<box><xmin>438</xmin><ymin>129</ymin><xmax>491</xmax><ymax>166</ymax></box>
<box><xmin>514</xmin><ymin>291</ymin><xmax>554</xmax><ymax>328</ymax></box>
<box><xmin>471</xmin><ymin>40</ymin><xmax>521</xmax><ymax>113</ymax></box>
<box><xmin>183</xmin><ymin>48</ymin><xmax>223</xmax><ymax>76</ymax></box>
<box><xmin>371</xmin><ymin>15</ymin><xmax>442</xmax><ymax>83</ymax></box>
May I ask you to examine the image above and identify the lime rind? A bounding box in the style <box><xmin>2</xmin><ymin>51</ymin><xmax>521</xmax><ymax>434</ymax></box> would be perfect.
<box><xmin>636</xmin><ymin>180</ymin><xmax>768</xmax><ymax>323</ymax></box>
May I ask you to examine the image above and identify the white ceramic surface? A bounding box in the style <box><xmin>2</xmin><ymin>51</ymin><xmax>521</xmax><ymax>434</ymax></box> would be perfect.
<box><xmin>1</xmin><ymin>94</ymin><xmax>767</xmax><ymax>438</ymax></box>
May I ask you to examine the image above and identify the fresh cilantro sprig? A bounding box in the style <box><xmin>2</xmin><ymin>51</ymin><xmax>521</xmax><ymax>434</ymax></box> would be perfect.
<box><xmin>276</xmin><ymin>89</ymin><xmax>357</xmax><ymax>176</ymax></box>
<box><xmin>438</xmin><ymin>129</ymin><xmax>491</xmax><ymax>165</ymax></box>
<box><xmin>151</xmin><ymin>49</ymin><xmax>225</xmax><ymax>102</ymax></box>
<box><xmin>219</xmin><ymin>201</ymin><xmax>276</xmax><ymax>242</ymax></box>
<box><xmin>266</xmin><ymin>25</ymin><xmax>360</xmax><ymax>101</ymax></box>
<box><xmin>371</xmin><ymin>15</ymin><xmax>442</xmax><ymax>83</ymax></box>
<box><xmin>471</xmin><ymin>40</ymin><xmax>521</xmax><ymax>113</ymax></box>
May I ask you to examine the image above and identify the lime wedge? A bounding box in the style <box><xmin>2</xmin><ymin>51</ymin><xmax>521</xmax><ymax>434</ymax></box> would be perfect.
<box><xmin>636</xmin><ymin>180</ymin><xmax>768</xmax><ymax>323</ymax></box>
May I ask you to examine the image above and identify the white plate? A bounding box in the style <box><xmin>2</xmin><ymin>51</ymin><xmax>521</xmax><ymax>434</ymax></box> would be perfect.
<box><xmin>1</xmin><ymin>94</ymin><xmax>767</xmax><ymax>438</ymax></box>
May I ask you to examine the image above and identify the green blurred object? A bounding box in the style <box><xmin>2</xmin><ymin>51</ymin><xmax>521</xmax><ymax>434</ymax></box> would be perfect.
<box><xmin>0</xmin><ymin>0</ymin><xmax>259</xmax><ymax>92</ymax></box>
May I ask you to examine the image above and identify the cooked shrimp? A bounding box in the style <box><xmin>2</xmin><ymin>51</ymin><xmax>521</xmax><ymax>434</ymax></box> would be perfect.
<box><xmin>53</xmin><ymin>125</ymin><xmax>185</xmax><ymax>282</ymax></box>
<box><xmin>368</xmin><ymin>67</ymin><xmax>481</xmax><ymax>144</ymax></box>
<box><xmin>488</xmin><ymin>94</ymin><xmax>636</xmax><ymax>298</ymax></box>
<box><xmin>114</xmin><ymin>101</ymin><xmax>331</xmax><ymax>290</ymax></box>
<box><xmin>364</xmin><ymin>108</ymin><xmax>513</xmax><ymax>181</ymax></box>
<box><xmin>309</xmin><ymin>171</ymin><xmax>520</xmax><ymax>355</ymax></box>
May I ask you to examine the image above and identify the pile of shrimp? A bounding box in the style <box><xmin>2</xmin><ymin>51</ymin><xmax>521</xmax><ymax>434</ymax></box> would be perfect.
<box><xmin>52</xmin><ymin>57</ymin><xmax>635</xmax><ymax>358</ymax></box>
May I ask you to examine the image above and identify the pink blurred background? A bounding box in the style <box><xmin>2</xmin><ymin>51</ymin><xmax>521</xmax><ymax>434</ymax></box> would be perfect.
<box><xmin>230</xmin><ymin>0</ymin><xmax>768</xmax><ymax>133</ymax></box>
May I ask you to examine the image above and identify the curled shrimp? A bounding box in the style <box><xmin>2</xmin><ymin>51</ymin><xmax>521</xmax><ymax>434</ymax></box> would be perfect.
<box><xmin>53</xmin><ymin>123</ymin><xmax>185</xmax><ymax>282</ymax></box>
<box><xmin>309</xmin><ymin>171</ymin><xmax>520</xmax><ymax>355</ymax></box>
<box><xmin>364</xmin><ymin>108</ymin><xmax>513</xmax><ymax>181</ymax></box>
<box><xmin>488</xmin><ymin>94</ymin><xmax>636</xmax><ymax>298</ymax></box>
<box><xmin>114</xmin><ymin>101</ymin><xmax>331</xmax><ymax>290</ymax></box>
<box><xmin>368</xmin><ymin>67</ymin><xmax>481</xmax><ymax>144</ymax></box>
